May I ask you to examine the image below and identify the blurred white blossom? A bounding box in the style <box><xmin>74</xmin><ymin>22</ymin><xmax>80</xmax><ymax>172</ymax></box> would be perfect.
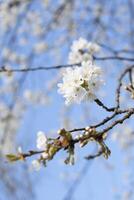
<box><xmin>31</xmin><ymin>160</ymin><xmax>41</xmax><ymax>171</ymax></box>
<box><xmin>34</xmin><ymin>42</ymin><xmax>48</xmax><ymax>54</ymax></box>
<box><xmin>112</xmin><ymin>125</ymin><xmax>134</xmax><ymax>149</ymax></box>
<box><xmin>36</xmin><ymin>131</ymin><xmax>48</xmax><ymax>150</ymax></box>
<box><xmin>23</xmin><ymin>89</ymin><xmax>49</xmax><ymax>105</ymax></box>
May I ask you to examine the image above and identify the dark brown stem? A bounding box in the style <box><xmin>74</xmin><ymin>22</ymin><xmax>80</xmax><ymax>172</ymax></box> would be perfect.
<box><xmin>94</xmin><ymin>98</ymin><xmax>115</xmax><ymax>112</ymax></box>
<box><xmin>98</xmin><ymin>108</ymin><xmax>134</xmax><ymax>136</ymax></box>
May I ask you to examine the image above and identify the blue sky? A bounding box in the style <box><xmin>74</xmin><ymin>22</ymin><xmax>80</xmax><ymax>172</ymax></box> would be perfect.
<box><xmin>1</xmin><ymin>0</ymin><xmax>134</xmax><ymax>199</ymax></box>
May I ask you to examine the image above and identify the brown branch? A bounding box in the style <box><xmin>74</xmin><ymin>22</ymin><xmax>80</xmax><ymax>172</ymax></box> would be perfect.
<box><xmin>5</xmin><ymin>65</ymin><xmax>134</xmax><ymax>169</ymax></box>
<box><xmin>8</xmin><ymin>0</ymin><xmax>31</xmax><ymax>8</ymax></box>
<box><xmin>93</xmin><ymin>55</ymin><xmax>134</xmax><ymax>61</ymax></box>
<box><xmin>0</xmin><ymin>64</ymin><xmax>79</xmax><ymax>73</ymax></box>
<box><xmin>98</xmin><ymin>43</ymin><xmax>134</xmax><ymax>55</ymax></box>
<box><xmin>69</xmin><ymin>109</ymin><xmax>128</xmax><ymax>133</ymax></box>
<box><xmin>85</xmin><ymin>150</ymin><xmax>103</xmax><ymax>160</ymax></box>
<box><xmin>116</xmin><ymin>65</ymin><xmax>134</xmax><ymax>109</ymax></box>
<box><xmin>128</xmin><ymin>69</ymin><xmax>134</xmax><ymax>89</ymax></box>
<box><xmin>94</xmin><ymin>98</ymin><xmax>115</xmax><ymax>112</ymax></box>
<box><xmin>0</xmin><ymin>56</ymin><xmax>134</xmax><ymax>74</ymax></box>
<box><xmin>90</xmin><ymin>109</ymin><xmax>128</xmax><ymax>129</ymax></box>
<box><xmin>98</xmin><ymin>108</ymin><xmax>134</xmax><ymax>136</ymax></box>
<box><xmin>22</xmin><ymin>150</ymin><xmax>45</xmax><ymax>159</ymax></box>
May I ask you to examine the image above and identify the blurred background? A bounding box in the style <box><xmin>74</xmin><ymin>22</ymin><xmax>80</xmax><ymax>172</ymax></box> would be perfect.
<box><xmin>0</xmin><ymin>0</ymin><xmax>134</xmax><ymax>199</ymax></box>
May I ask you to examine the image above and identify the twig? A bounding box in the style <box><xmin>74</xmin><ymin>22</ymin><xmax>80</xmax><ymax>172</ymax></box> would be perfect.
<box><xmin>94</xmin><ymin>98</ymin><xmax>115</xmax><ymax>112</ymax></box>
<box><xmin>98</xmin><ymin>108</ymin><xmax>134</xmax><ymax>136</ymax></box>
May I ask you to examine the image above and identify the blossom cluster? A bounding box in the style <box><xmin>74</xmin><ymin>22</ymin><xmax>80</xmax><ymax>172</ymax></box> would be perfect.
<box><xmin>32</xmin><ymin>131</ymin><xmax>48</xmax><ymax>171</ymax></box>
<box><xmin>6</xmin><ymin>126</ymin><xmax>110</xmax><ymax>170</ymax></box>
<box><xmin>68</xmin><ymin>37</ymin><xmax>100</xmax><ymax>64</ymax></box>
<box><xmin>31</xmin><ymin>127</ymin><xmax>78</xmax><ymax>171</ymax></box>
<box><xmin>58</xmin><ymin>38</ymin><xmax>103</xmax><ymax>105</ymax></box>
<box><xmin>58</xmin><ymin>61</ymin><xmax>103</xmax><ymax>105</ymax></box>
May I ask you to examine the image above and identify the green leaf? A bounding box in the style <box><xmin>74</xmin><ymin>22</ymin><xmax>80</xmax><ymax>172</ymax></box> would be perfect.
<box><xmin>6</xmin><ymin>154</ymin><xmax>21</xmax><ymax>162</ymax></box>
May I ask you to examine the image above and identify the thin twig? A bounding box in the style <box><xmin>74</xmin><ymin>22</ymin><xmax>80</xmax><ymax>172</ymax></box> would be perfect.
<box><xmin>94</xmin><ymin>98</ymin><xmax>115</xmax><ymax>112</ymax></box>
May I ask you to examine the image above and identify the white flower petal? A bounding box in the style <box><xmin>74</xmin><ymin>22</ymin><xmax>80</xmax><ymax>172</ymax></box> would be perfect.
<box><xmin>36</xmin><ymin>131</ymin><xmax>47</xmax><ymax>150</ymax></box>
<box><xmin>31</xmin><ymin>160</ymin><xmax>41</xmax><ymax>171</ymax></box>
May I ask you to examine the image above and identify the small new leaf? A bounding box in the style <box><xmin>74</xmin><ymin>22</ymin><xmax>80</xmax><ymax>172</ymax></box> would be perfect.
<box><xmin>6</xmin><ymin>154</ymin><xmax>22</xmax><ymax>162</ymax></box>
<box><xmin>100</xmin><ymin>142</ymin><xmax>111</xmax><ymax>159</ymax></box>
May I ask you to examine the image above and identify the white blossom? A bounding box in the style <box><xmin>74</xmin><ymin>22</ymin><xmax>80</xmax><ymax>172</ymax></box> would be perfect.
<box><xmin>68</xmin><ymin>37</ymin><xmax>100</xmax><ymax>64</ymax></box>
<box><xmin>17</xmin><ymin>146</ymin><xmax>22</xmax><ymax>154</ymax></box>
<box><xmin>42</xmin><ymin>152</ymin><xmax>48</xmax><ymax>159</ymax></box>
<box><xmin>36</xmin><ymin>131</ymin><xmax>48</xmax><ymax>150</ymax></box>
<box><xmin>36</xmin><ymin>132</ymin><xmax>49</xmax><ymax>160</ymax></box>
<box><xmin>31</xmin><ymin>160</ymin><xmax>41</xmax><ymax>171</ymax></box>
<box><xmin>58</xmin><ymin>61</ymin><xmax>103</xmax><ymax>105</ymax></box>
